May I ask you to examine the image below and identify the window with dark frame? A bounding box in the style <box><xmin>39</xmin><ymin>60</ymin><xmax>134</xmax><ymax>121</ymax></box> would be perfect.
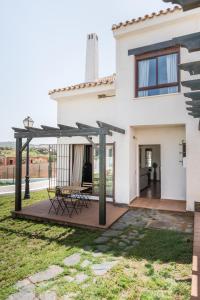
<box><xmin>136</xmin><ymin>47</ymin><xmax>180</xmax><ymax>98</ymax></box>
<box><xmin>145</xmin><ymin>148</ymin><xmax>152</xmax><ymax>168</ymax></box>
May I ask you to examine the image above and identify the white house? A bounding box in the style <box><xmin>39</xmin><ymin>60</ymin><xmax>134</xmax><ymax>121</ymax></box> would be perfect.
<box><xmin>49</xmin><ymin>5</ymin><xmax>200</xmax><ymax>212</ymax></box>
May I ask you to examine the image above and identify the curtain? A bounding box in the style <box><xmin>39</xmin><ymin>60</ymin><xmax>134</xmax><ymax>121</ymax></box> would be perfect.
<box><xmin>166</xmin><ymin>54</ymin><xmax>177</xmax><ymax>83</ymax></box>
<box><xmin>71</xmin><ymin>145</ymin><xmax>84</xmax><ymax>186</ymax></box>
<box><xmin>138</xmin><ymin>60</ymin><xmax>150</xmax><ymax>96</ymax></box>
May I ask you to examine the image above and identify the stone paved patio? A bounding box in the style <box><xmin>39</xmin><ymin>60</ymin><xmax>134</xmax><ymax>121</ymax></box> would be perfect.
<box><xmin>7</xmin><ymin>208</ymin><xmax>193</xmax><ymax>300</ymax></box>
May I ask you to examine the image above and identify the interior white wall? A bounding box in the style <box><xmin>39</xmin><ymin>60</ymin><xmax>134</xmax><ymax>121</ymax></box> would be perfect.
<box><xmin>134</xmin><ymin>125</ymin><xmax>186</xmax><ymax>201</ymax></box>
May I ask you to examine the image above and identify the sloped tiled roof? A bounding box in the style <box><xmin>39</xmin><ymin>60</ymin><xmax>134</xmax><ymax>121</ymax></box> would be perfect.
<box><xmin>49</xmin><ymin>74</ymin><xmax>116</xmax><ymax>95</ymax></box>
<box><xmin>112</xmin><ymin>6</ymin><xmax>182</xmax><ymax>31</ymax></box>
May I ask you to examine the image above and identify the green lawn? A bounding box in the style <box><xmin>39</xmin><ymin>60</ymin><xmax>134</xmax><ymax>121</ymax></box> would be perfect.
<box><xmin>0</xmin><ymin>191</ymin><xmax>193</xmax><ymax>300</ymax></box>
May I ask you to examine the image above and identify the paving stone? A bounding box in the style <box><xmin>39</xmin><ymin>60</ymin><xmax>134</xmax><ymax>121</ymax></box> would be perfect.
<box><xmin>63</xmin><ymin>253</ymin><xmax>81</xmax><ymax>267</ymax></box>
<box><xmin>111</xmin><ymin>222</ymin><xmax>128</xmax><ymax>230</ymax></box>
<box><xmin>118</xmin><ymin>242</ymin><xmax>126</xmax><ymax>248</ymax></box>
<box><xmin>81</xmin><ymin>259</ymin><xmax>91</xmax><ymax>268</ymax></box>
<box><xmin>91</xmin><ymin>261</ymin><xmax>118</xmax><ymax>276</ymax></box>
<box><xmin>94</xmin><ymin>236</ymin><xmax>110</xmax><ymax>244</ymax></box>
<box><xmin>64</xmin><ymin>276</ymin><xmax>74</xmax><ymax>282</ymax></box>
<box><xmin>102</xmin><ymin>230</ymin><xmax>122</xmax><ymax>237</ymax></box>
<box><xmin>29</xmin><ymin>265</ymin><xmax>63</xmax><ymax>283</ymax></box>
<box><xmin>75</xmin><ymin>273</ymin><xmax>88</xmax><ymax>283</ymax></box>
<box><xmin>96</xmin><ymin>245</ymin><xmax>110</xmax><ymax>252</ymax></box>
<box><xmin>39</xmin><ymin>291</ymin><xmax>57</xmax><ymax>300</ymax></box>
<box><xmin>111</xmin><ymin>238</ymin><xmax>119</xmax><ymax>244</ymax></box>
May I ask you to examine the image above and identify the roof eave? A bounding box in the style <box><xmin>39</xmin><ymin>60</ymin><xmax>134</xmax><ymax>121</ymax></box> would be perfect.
<box><xmin>50</xmin><ymin>83</ymin><xmax>116</xmax><ymax>101</ymax></box>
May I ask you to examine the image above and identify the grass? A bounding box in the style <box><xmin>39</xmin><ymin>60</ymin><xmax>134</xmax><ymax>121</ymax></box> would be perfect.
<box><xmin>0</xmin><ymin>191</ymin><xmax>193</xmax><ymax>300</ymax></box>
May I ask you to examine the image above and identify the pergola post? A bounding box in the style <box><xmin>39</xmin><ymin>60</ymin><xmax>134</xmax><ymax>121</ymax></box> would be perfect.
<box><xmin>15</xmin><ymin>137</ymin><xmax>22</xmax><ymax>211</ymax></box>
<box><xmin>99</xmin><ymin>132</ymin><xmax>106</xmax><ymax>225</ymax></box>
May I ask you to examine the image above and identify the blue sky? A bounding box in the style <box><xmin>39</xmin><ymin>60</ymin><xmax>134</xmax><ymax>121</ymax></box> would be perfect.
<box><xmin>0</xmin><ymin>0</ymin><xmax>174</xmax><ymax>143</ymax></box>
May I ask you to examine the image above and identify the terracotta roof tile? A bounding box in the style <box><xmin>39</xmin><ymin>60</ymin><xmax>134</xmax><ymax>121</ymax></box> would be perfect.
<box><xmin>112</xmin><ymin>6</ymin><xmax>182</xmax><ymax>31</ymax></box>
<box><xmin>49</xmin><ymin>74</ymin><xmax>116</xmax><ymax>95</ymax></box>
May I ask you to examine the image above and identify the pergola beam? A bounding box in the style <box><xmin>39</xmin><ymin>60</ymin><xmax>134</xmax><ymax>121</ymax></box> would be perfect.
<box><xmin>85</xmin><ymin>137</ymin><xmax>98</xmax><ymax>150</ymax></box>
<box><xmin>97</xmin><ymin>121</ymin><xmax>125</xmax><ymax>134</ymax></box>
<box><xmin>173</xmin><ymin>32</ymin><xmax>200</xmax><ymax>53</ymax></box>
<box><xmin>181</xmin><ymin>79</ymin><xmax>200</xmax><ymax>91</ymax></box>
<box><xmin>163</xmin><ymin>0</ymin><xmax>200</xmax><ymax>11</ymax></box>
<box><xmin>179</xmin><ymin>61</ymin><xmax>200</xmax><ymax>75</ymax></box>
<box><xmin>21</xmin><ymin>138</ymin><xmax>32</xmax><ymax>152</ymax></box>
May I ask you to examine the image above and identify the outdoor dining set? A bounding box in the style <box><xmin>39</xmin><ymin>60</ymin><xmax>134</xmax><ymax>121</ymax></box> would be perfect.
<box><xmin>47</xmin><ymin>186</ymin><xmax>91</xmax><ymax>218</ymax></box>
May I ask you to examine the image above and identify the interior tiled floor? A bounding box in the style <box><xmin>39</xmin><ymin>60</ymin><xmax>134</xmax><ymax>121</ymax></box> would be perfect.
<box><xmin>140</xmin><ymin>181</ymin><xmax>161</xmax><ymax>199</ymax></box>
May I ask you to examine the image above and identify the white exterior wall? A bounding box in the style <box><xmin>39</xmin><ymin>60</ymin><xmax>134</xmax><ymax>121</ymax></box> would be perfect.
<box><xmin>52</xmin><ymin>8</ymin><xmax>200</xmax><ymax>210</ymax></box>
<box><xmin>134</xmin><ymin>126</ymin><xmax>186</xmax><ymax>201</ymax></box>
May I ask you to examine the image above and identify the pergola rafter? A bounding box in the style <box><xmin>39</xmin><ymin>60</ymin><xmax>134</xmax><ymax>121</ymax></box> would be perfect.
<box><xmin>181</xmin><ymin>79</ymin><xmax>200</xmax><ymax>91</ymax></box>
<box><xmin>173</xmin><ymin>32</ymin><xmax>200</xmax><ymax>53</ymax></box>
<box><xmin>163</xmin><ymin>0</ymin><xmax>200</xmax><ymax>11</ymax></box>
<box><xmin>12</xmin><ymin>121</ymin><xmax>125</xmax><ymax>225</ymax></box>
<box><xmin>179</xmin><ymin>61</ymin><xmax>200</xmax><ymax>75</ymax></box>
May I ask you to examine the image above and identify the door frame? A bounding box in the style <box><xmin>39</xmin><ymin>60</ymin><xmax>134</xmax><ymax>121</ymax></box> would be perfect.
<box><xmin>137</xmin><ymin>144</ymin><xmax>161</xmax><ymax>198</ymax></box>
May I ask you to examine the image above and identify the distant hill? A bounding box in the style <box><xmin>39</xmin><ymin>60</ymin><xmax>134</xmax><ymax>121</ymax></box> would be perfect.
<box><xmin>0</xmin><ymin>142</ymin><xmax>51</xmax><ymax>149</ymax></box>
<box><xmin>0</xmin><ymin>142</ymin><xmax>15</xmax><ymax>148</ymax></box>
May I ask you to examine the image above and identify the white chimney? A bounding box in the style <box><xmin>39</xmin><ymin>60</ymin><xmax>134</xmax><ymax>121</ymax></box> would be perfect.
<box><xmin>85</xmin><ymin>33</ymin><xmax>99</xmax><ymax>82</ymax></box>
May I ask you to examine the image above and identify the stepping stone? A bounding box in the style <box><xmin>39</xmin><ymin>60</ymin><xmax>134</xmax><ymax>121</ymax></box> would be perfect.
<box><xmin>39</xmin><ymin>291</ymin><xmax>57</xmax><ymax>300</ymax></box>
<box><xmin>29</xmin><ymin>265</ymin><xmax>63</xmax><ymax>284</ymax></box>
<box><xmin>96</xmin><ymin>245</ymin><xmax>110</xmax><ymax>252</ymax></box>
<box><xmin>91</xmin><ymin>261</ymin><xmax>118</xmax><ymax>276</ymax></box>
<box><xmin>92</xmin><ymin>251</ymin><xmax>102</xmax><ymax>257</ymax></box>
<box><xmin>15</xmin><ymin>279</ymin><xmax>32</xmax><ymax>289</ymax></box>
<box><xmin>7</xmin><ymin>288</ymin><xmax>36</xmax><ymax>300</ymax></box>
<box><xmin>62</xmin><ymin>293</ymin><xmax>78</xmax><ymax>300</ymax></box>
<box><xmin>63</xmin><ymin>253</ymin><xmax>81</xmax><ymax>267</ymax></box>
<box><xmin>64</xmin><ymin>276</ymin><xmax>74</xmax><ymax>283</ymax></box>
<box><xmin>81</xmin><ymin>260</ymin><xmax>91</xmax><ymax>268</ymax></box>
<box><xmin>75</xmin><ymin>273</ymin><xmax>88</xmax><ymax>283</ymax></box>
<box><xmin>102</xmin><ymin>230</ymin><xmax>122</xmax><ymax>237</ymax></box>
<box><xmin>83</xmin><ymin>246</ymin><xmax>92</xmax><ymax>252</ymax></box>
<box><xmin>94</xmin><ymin>236</ymin><xmax>110</xmax><ymax>244</ymax></box>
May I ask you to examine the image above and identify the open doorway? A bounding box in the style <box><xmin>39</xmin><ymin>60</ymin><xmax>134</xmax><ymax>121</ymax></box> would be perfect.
<box><xmin>139</xmin><ymin>145</ymin><xmax>161</xmax><ymax>199</ymax></box>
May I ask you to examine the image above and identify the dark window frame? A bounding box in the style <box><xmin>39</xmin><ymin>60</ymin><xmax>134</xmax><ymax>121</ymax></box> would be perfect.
<box><xmin>135</xmin><ymin>46</ymin><xmax>180</xmax><ymax>98</ymax></box>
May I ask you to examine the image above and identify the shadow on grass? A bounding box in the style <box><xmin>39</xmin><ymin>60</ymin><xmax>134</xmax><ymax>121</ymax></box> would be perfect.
<box><xmin>0</xmin><ymin>214</ymin><xmax>193</xmax><ymax>265</ymax></box>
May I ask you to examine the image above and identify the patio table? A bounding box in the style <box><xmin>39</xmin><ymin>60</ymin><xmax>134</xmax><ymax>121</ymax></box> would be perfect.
<box><xmin>60</xmin><ymin>186</ymin><xmax>90</xmax><ymax>217</ymax></box>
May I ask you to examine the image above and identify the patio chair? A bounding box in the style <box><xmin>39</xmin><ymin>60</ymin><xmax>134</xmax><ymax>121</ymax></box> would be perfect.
<box><xmin>80</xmin><ymin>182</ymin><xmax>93</xmax><ymax>207</ymax></box>
<box><xmin>61</xmin><ymin>191</ymin><xmax>81</xmax><ymax>217</ymax></box>
<box><xmin>47</xmin><ymin>187</ymin><xmax>65</xmax><ymax>215</ymax></box>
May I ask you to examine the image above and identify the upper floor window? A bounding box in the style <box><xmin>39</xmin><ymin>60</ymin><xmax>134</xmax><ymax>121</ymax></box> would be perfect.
<box><xmin>136</xmin><ymin>47</ymin><xmax>180</xmax><ymax>97</ymax></box>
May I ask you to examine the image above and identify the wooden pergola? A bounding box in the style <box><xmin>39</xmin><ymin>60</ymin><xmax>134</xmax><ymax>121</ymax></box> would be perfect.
<box><xmin>163</xmin><ymin>0</ymin><xmax>200</xmax><ymax>128</ymax></box>
<box><xmin>12</xmin><ymin>121</ymin><xmax>125</xmax><ymax>225</ymax></box>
